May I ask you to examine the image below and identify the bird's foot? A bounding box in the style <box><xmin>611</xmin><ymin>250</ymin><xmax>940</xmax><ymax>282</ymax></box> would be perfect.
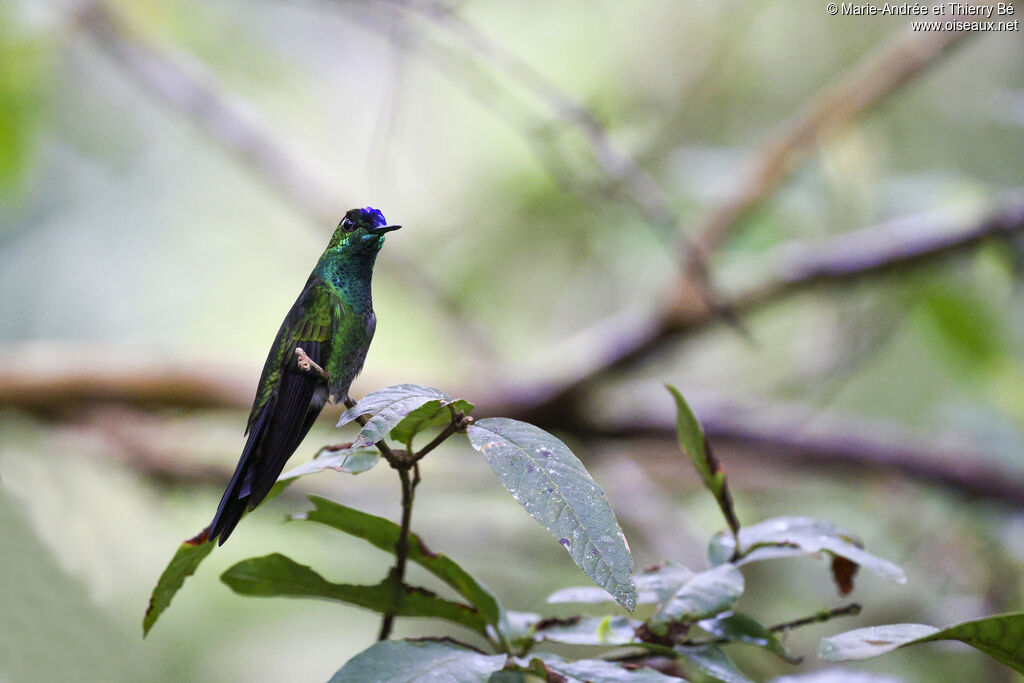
<box><xmin>295</xmin><ymin>347</ymin><xmax>329</xmax><ymax>382</ymax></box>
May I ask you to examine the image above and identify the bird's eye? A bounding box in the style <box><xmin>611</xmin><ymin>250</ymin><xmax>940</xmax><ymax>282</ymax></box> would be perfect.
<box><xmin>340</xmin><ymin>218</ymin><xmax>355</xmax><ymax>232</ymax></box>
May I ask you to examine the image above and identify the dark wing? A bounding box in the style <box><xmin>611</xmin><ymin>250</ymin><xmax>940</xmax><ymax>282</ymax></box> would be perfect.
<box><xmin>209</xmin><ymin>277</ymin><xmax>337</xmax><ymax>545</ymax></box>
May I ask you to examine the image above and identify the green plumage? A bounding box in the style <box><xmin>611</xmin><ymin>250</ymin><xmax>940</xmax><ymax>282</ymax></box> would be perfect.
<box><xmin>210</xmin><ymin>207</ymin><xmax>400</xmax><ymax>545</ymax></box>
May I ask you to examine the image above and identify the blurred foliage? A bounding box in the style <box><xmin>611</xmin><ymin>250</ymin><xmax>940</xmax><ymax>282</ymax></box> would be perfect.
<box><xmin>2</xmin><ymin>0</ymin><xmax>1024</xmax><ymax>681</ymax></box>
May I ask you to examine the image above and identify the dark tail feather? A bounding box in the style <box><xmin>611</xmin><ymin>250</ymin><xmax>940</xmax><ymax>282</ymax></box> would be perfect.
<box><xmin>208</xmin><ymin>368</ymin><xmax>326</xmax><ymax>545</ymax></box>
<box><xmin>209</xmin><ymin>443</ymin><xmax>256</xmax><ymax>545</ymax></box>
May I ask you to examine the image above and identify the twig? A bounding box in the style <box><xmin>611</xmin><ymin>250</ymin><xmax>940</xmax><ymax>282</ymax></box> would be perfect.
<box><xmin>378</xmin><ymin>462</ymin><xmax>415</xmax><ymax>641</ymax></box>
<box><xmin>340</xmin><ymin>393</ymin><xmax>415</xmax><ymax>639</ymax></box>
<box><xmin>615</xmin><ymin>603</ymin><xmax>861</xmax><ymax>661</ymax></box>
<box><xmin>768</xmin><ymin>603</ymin><xmax>861</xmax><ymax>634</ymax></box>
<box><xmin>351</xmin><ymin>399</ymin><xmax>464</xmax><ymax>639</ymax></box>
<box><xmin>410</xmin><ymin>406</ymin><xmax>473</xmax><ymax>463</ymax></box>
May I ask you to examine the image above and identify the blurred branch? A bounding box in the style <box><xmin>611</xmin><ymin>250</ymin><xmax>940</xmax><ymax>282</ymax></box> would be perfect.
<box><xmin>384</xmin><ymin>0</ymin><xmax>680</xmax><ymax>235</ymax></box>
<box><xmin>590</xmin><ymin>393</ymin><xmax>1024</xmax><ymax>509</ymax></box>
<box><xmin>5</xmin><ymin>193</ymin><xmax>1022</xmax><ymax>418</ymax></box>
<box><xmin>510</xmin><ymin>190</ymin><xmax>1024</xmax><ymax>422</ymax></box>
<box><xmin>687</xmin><ymin>25</ymin><xmax>976</xmax><ymax>264</ymax></box>
<box><xmin>46</xmin><ymin>393</ymin><xmax>1024</xmax><ymax>511</ymax></box>
<box><xmin>74</xmin><ymin>1</ymin><xmax>338</xmax><ymax>224</ymax></box>
<box><xmin>0</xmin><ymin>343</ymin><xmax>252</xmax><ymax>413</ymax></box>
<box><xmin>358</xmin><ymin>5</ymin><xmax>980</xmax><ymax>309</ymax></box>
<box><xmin>72</xmin><ymin>0</ymin><xmax>499</xmax><ymax>363</ymax></box>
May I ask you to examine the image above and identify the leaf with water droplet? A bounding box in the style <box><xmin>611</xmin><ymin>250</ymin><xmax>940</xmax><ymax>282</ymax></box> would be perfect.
<box><xmin>467</xmin><ymin>418</ymin><xmax>636</xmax><ymax>611</ymax></box>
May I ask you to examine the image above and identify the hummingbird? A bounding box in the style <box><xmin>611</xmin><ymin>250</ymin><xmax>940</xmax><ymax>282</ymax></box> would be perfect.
<box><xmin>209</xmin><ymin>207</ymin><xmax>400</xmax><ymax>545</ymax></box>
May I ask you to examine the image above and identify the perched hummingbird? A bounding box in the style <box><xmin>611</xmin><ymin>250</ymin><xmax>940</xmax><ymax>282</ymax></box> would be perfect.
<box><xmin>209</xmin><ymin>207</ymin><xmax>400</xmax><ymax>545</ymax></box>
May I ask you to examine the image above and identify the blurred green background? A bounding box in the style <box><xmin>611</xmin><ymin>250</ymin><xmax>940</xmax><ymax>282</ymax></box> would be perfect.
<box><xmin>2</xmin><ymin>1</ymin><xmax>1024</xmax><ymax>681</ymax></box>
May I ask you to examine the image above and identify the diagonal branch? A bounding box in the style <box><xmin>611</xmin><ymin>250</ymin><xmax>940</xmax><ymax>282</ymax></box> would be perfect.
<box><xmin>74</xmin><ymin>1</ymin><xmax>339</xmax><ymax>225</ymax></box>
<box><xmin>509</xmin><ymin>190</ymin><xmax>1024</xmax><ymax>423</ymax></box>
<box><xmin>385</xmin><ymin>0</ymin><xmax>680</xmax><ymax>235</ymax></box>
<box><xmin>687</xmin><ymin>25</ymin><xmax>977</xmax><ymax>264</ymax></box>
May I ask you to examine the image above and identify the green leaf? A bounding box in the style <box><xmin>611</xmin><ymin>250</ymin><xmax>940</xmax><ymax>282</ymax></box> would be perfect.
<box><xmin>221</xmin><ymin>553</ymin><xmax>488</xmax><ymax>634</ymax></box>
<box><xmin>390</xmin><ymin>398</ymin><xmax>474</xmax><ymax>445</ymax></box>
<box><xmin>142</xmin><ymin>533</ymin><xmax>214</xmax><ymax>636</ymax></box>
<box><xmin>466</xmin><ymin>418</ymin><xmax>636</xmax><ymax>612</ymax></box>
<box><xmin>698</xmin><ymin>611</ymin><xmax>801</xmax><ymax>663</ymax></box>
<box><xmin>666</xmin><ymin>385</ymin><xmax>740</xmax><ymax>537</ymax></box>
<box><xmin>708</xmin><ymin>516</ymin><xmax>906</xmax><ymax>586</ymax></box>
<box><xmin>676</xmin><ymin>646</ymin><xmax>755</xmax><ymax>683</ymax></box>
<box><xmin>329</xmin><ymin>639</ymin><xmax>506</xmax><ymax>683</ymax></box>
<box><xmin>533</xmin><ymin>615</ymin><xmax>640</xmax><ymax>646</ymax></box>
<box><xmin>821</xmin><ymin>612</ymin><xmax>1024</xmax><ymax>674</ymax></box>
<box><xmin>649</xmin><ymin>564</ymin><xmax>744</xmax><ymax>634</ymax></box>
<box><xmin>337</xmin><ymin>384</ymin><xmax>452</xmax><ymax>447</ymax></box>
<box><xmin>142</xmin><ymin>475</ymin><xmax>303</xmax><ymax>635</ymax></box>
<box><xmin>279</xmin><ymin>446</ymin><xmax>380</xmax><ymax>481</ymax></box>
<box><xmin>294</xmin><ymin>495</ymin><xmax>505</xmax><ymax>629</ymax></box>
<box><xmin>547</xmin><ymin>562</ymin><xmax>694</xmax><ymax>606</ymax></box>
<box><xmin>544</xmin><ymin>657</ymin><xmax>682</xmax><ymax>682</ymax></box>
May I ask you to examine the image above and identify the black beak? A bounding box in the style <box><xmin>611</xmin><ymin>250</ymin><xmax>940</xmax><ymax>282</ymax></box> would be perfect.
<box><xmin>370</xmin><ymin>224</ymin><xmax>401</xmax><ymax>234</ymax></box>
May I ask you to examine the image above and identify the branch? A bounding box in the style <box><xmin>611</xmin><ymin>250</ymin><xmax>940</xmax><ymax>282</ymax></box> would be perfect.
<box><xmin>768</xmin><ymin>603</ymin><xmax>862</xmax><ymax>634</ymax></box>
<box><xmin>6</xmin><ymin>193</ymin><xmax>1022</xmax><ymax>422</ymax></box>
<box><xmin>511</xmin><ymin>190</ymin><xmax>1024</xmax><ymax>422</ymax></box>
<box><xmin>385</xmin><ymin>0</ymin><xmax>679</xmax><ymax>235</ymax></box>
<box><xmin>74</xmin><ymin>1</ymin><xmax>338</xmax><ymax>224</ymax></box>
<box><xmin>591</xmin><ymin>392</ymin><xmax>1024</xmax><ymax>509</ymax></box>
<box><xmin>687</xmin><ymin>25</ymin><xmax>976</xmax><ymax>263</ymax></box>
